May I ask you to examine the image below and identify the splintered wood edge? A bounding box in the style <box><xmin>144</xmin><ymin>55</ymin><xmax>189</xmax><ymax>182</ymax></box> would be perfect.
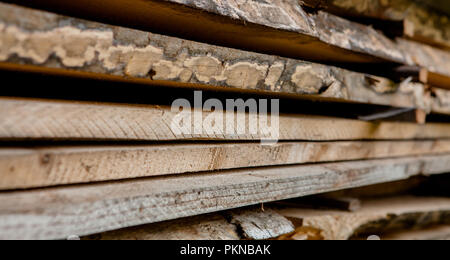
<box><xmin>2</xmin><ymin>140</ymin><xmax>450</xmax><ymax>190</ymax></box>
<box><xmin>0</xmin><ymin>154</ymin><xmax>450</xmax><ymax>239</ymax></box>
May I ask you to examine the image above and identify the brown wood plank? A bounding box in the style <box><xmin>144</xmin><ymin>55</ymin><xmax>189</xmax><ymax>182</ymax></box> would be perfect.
<box><xmin>1</xmin><ymin>154</ymin><xmax>450</xmax><ymax>239</ymax></box>
<box><xmin>420</xmin><ymin>69</ymin><xmax>450</xmax><ymax>91</ymax></box>
<box><xmin>2</xmin><ymin>3</ymin><xmax>449</xmax><ymax>113</ymax></box>
<box><xmin>5</xmin><ymin>0</ymin><xmax>450</xmax><ymax>77</ymax></box>
<box><xmin>2</xmin><ymin>140</ymin><xmax>450</xmax><ymax>190</ymax></box>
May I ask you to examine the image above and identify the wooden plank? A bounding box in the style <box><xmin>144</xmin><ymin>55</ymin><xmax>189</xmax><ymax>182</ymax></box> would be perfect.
<box><xmin>0</xmin><ymin>1</ymin><xmax>387</xmax><ymax>64</ymax></box>
<box><xmin>3</xmin><ymin>140</ymin><xmax>450</xmax><ymax>190</ymax></box>
<box><xmin>6</xmin><ymin>0</ymin><xmax>450</xmax><ymax>77</ymax></box>
<box><xmin>382</xmin><ymin>225</ymin><xmax>450</xmax><ymax>240</ymax></box>
<box><xmin>1</xmin><ymin>154</ymin><xmax>450</xmax><ymax>240</ymax></box>
<box><xmin>301</xmin><ymin>0</ymin><xmax>450</xmax><ymax>51</ymax></box>
<box><xmin>276</xmin><ymin>196</ymin><xmax>450</xmax><ymax>240</ymax></box>
<box><xmin>84</xmin><ymin>214</ymin><xmax>242</xmax><ymax>240</ymax></box>
<box><xmin>1</xmin><ymin>98</ymin><xmax>450</xmax><ymax>141</ymax></box>
<box><xmin>1</xmin><ymin>4</ymin><xmax>449</xmax><ymax>113</ymax></box>
<box><xmin>86</xmin><ymin>209</ymin><xmax>294</xmax><ymax>240</ymax></box>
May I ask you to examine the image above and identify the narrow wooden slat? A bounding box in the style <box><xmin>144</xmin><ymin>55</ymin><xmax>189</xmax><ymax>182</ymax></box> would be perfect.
<box><xmin>420</xmin><ymin>69</ymin><xmax>450</xmax><ymax>91</ymax></box>
<box><xmin>1</xmin><ymin>154</ymin><xmax>450</xmax><ymax>239</ymax></box>
<box><xmin>1</xmin><ymin>98</ymin><xmax>450</xmax><ymax>141</ymax></box>
<box><xmin>2</xmin><ymin>140</ymin><xmax>450</xmax><ymax>190</ymax></box>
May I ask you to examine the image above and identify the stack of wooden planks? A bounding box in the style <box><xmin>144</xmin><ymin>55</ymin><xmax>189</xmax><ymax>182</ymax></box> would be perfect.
<box><xmin>1</xmin><ymin>0</ymin><xmax>450</xmax><ymax>240</ymax></box>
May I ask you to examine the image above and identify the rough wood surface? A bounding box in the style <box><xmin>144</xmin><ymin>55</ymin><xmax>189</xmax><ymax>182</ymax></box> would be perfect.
<box><xmin>0</xmin><ymin>154</ymin><xmax>450</xmax><ymax>240</ymax></box>
<box><xmin>277</xmin><ymin>196</ymin><xmax>450</xmax><ymax>240</ymax></box>
<box><xmin>382</xmin><ymin>225</ymin><xmax>450</xmax><ymax>240</ymax></box>
<box><xmin>84</xmin><ymin>214</ymin><xmax>241</xmax><ymax>240</ymax></box>
<box><xmin>2</xmin><ymin>98</ymin><xmax>450</xmax><ymax>141</ymax></box>
<box><xmin>302</xmin><ymin>0</ymin><xmax>450</xmax><ymax>51</ymax></box>
<box><xmin>85</xmin><ymin>209</ymin><xmax>294</xmax><ymax>240</ymax></box>
<box><xmin>8</xmin><ymin>0</ymin><xmax>450</xmax><ymax>77</ymax></box>
<box><xmin>2</xmin><ymin>4</ymin><xmax>449</xmax><ymax>113</ymax></box>
<box><xmin>226</xmin><ymin>208</ymin><xmax>294</xmax><ymax>240</ymax></box>
<box><xmin>2</xmin><ymin>140</ymin><xmax>450</xmax><ymax>190</ymax></box>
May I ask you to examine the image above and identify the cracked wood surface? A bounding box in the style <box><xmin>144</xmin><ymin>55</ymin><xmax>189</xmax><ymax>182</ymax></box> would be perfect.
<box><xmin>2</xmin><ymin>98</ymin><xmax>450</xmax><ymax>141</ymax></box>
<box><xmin>1</xmin><ymin>154</ymin><xmax>450</xmax><ymax>240</ymax></box>
<box><xmin>2</xmin><ymin>140</ymin><xmax>450</xmax><ymax>190</ymax></box>
<box><xmin>6</xmin><ymin>0</ymin><xmax>450</xmax><ymax>78</ymax></box>
<box><xmin>1</xmin><ymin>4</ymin><xmax>449</xmax><ymax>113</ymax></box>
<box><xmin>277</xmin><ymin>196</ymin><xmax>450</xmax><ymax>240</ymax></box>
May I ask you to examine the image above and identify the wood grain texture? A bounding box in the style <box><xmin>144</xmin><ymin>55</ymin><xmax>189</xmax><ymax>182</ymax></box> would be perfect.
<box><xmin>277</xmin><ymin>196</ymin><xmax>450</xmax><ymax>240</ymax></box>
<box><xmin>1</xmin><ymin>3</ymin><xmax>449</xmax><ymax>113</ymax></box>
<box><xmin>1</xmin><ymin>154</ymin><xmax>450</xmax><ymax>239</ymax></box>
<box><xmin>2</xmin><ymin>140</ymin><xmax>450</xmax><ymax>190</ymax></box>
<box><xmin>84</xmin><ymin>214</ymin><xmax>242</xmax><ymax>240</ymax></box>
<box><xmin>7</xmin><ymin>0</ymin><xmax>450</xmax><ymax>77</ymax></box>
<box><xmin>302</xmin><ymin>0</ymin><xmax>450</xmax><ymax>51</ymax></box>
<box><xmin>226</xmin><ymin>209</ymin><xmax>295</xmax><ymax>240</ymax></box>
<box><xmin>2</xmin><ymin>98</ymin><xmax>450</xmax><ymax>141</ymax></box>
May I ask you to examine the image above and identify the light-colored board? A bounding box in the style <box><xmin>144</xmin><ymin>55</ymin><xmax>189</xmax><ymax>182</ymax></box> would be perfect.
<box><xmin>6</xmin><ymin>0</ymin><xmax>450</xmax><ymax>77</ymax></box>
<box><xmin>276</xmin><ymin>196</ymin><xmax>450</xmax><ymax>240</ymax></box>
<box><xmin>1</xmin><ymin>154</ymin><xmax>450</xmax><ymax>240</ymax></box>
<box><xmin>1</xmin><ymin>98</ymin><xmax>450</xmax><ymax>141</ymax></box>
<box><xmin>2</xmin><ymin>140</ymin><xmax>450</xmax><ymax>190</ymax></box>
<box><xmin>1</xmin><ymin>3</ymin><xmax>448</xmax><ymax>113</ymax></box>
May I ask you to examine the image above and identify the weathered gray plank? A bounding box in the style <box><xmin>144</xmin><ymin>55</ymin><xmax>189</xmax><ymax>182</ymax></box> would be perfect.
<box><xmin>0</xmin><ymin>154</ymin><xmax>450</xmax><ymax>240</ymax></box>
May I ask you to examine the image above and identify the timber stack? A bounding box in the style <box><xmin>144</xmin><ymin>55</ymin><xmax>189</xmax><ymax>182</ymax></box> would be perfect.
<box><xmin>1</xmin><ymin>0</ymin><xmax>450</xmax><ymax>240</ymax></box>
